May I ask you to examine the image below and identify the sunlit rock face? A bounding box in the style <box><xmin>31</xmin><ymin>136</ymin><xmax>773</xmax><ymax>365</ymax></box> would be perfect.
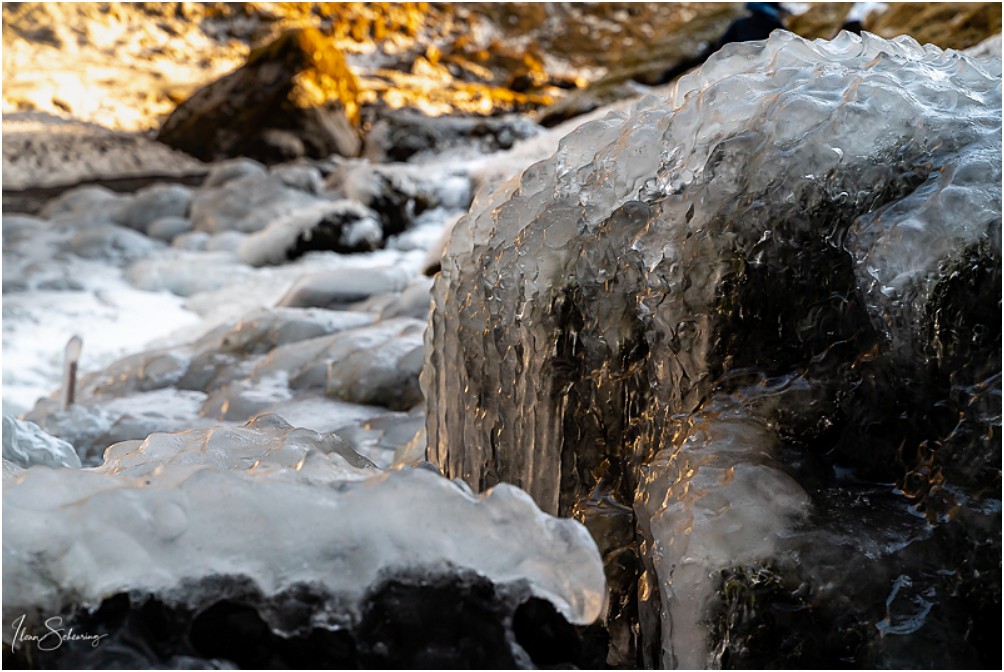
<box><xmin>3</xmin><ymin>415</ymin><xmax>606</xmax><ymax>668</ymax></box>
<box><xmin>424</xmin><ymin>31</ymin><xmax>1001</xmax><ymax>668</ymax></box>
<box><xmin>157</xmin><ymin>28</ymin><xmax>362</xmax><ymax>164</ymax></box>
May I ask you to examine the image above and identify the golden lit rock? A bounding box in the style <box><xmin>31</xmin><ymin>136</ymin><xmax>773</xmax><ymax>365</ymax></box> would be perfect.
<box><xmin>157</xmin><ymin>27</ymin><xmax>361</xmax><ymax>164</ymax></box>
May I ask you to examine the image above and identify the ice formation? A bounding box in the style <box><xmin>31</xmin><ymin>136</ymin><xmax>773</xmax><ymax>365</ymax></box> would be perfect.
<box><xmin>2</xmin><ymin>416</ymin><xmax>81</xmax><ymax>469</ymax></box>
<box><xmin>19</xmin><ymin>303</ymin><xmax>430</xmax><ymax>465</ymax></box>
<box><xmin>424</xmin><ymin>31</ymin><xmax>1001</xmax><ymax>668</ymax></box>
<box><xmin>2</xmin><ymin>415</ymin><xmax>606</xmax><ymax>666</ymax></box>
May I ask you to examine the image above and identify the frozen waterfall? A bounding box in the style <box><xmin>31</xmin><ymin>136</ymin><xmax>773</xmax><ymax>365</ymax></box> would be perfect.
<box><xmin>424</xmin><ymin>31</ymin><xmax>1001</xmax><ymax>668</ymax></box>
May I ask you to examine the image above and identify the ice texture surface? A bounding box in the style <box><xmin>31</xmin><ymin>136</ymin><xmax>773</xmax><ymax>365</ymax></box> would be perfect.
<box><xmin>424</xmin><ymin>31</ymin><xmax>1001</xmax><ymax>668</ymax></box>
<box><xmin>2</xmin><ymin>416</ymin><xmax>81</xmax><ymax>469</ymax></box>
<box><xmin>2</xmin><ymin>415</ymin><xmax>605</xmax><ymax>651</ymax></box>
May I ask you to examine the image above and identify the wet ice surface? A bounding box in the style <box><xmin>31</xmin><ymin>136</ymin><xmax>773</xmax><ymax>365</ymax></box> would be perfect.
<box><xmin>3</xmin><ymin>28</ymin><xmax>1001</xmax><ymax>670</ymax></box>
<box><xmin>2</xmin><ymin>415</ymin><xmax>605</xmax><ymax>641</ymax></box>
<box><xmin>2</xmin><ymin>83</ymin><xmax>628</xmax><ymax>667</ymax></box>
<box><xmin>426</xmin><ymin>31</ymin><xmax>1001</xmax><ymax>668</ymax></box>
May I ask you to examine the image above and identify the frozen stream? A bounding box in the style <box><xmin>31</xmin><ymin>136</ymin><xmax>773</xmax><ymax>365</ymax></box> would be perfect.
<box><xmin>3</xmin><ymin>28</ymin><xmax>1002</xmax><ymax>670</ymax></box>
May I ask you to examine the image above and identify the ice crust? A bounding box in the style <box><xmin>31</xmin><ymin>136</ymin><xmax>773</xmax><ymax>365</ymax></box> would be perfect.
<box><xmin>424</xmin><ymin>31</ymin><xmax>1001</xmax><ymax>668</ymax></box>
<box><xmin>2</xmin><ymin>416</ymin><xmax>81</xmax><ymax>469</ymax></box>
<box><xmin>2</xmin><ymin>415</ymin><xmax>606</xmax><ymax>636</ymax></box>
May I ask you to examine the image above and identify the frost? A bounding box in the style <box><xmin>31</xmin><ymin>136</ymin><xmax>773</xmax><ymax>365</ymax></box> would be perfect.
<box><xmin>424</xmin><ymin>31</ymin><xmax>1001</xmax><ymax>667</ymax></box>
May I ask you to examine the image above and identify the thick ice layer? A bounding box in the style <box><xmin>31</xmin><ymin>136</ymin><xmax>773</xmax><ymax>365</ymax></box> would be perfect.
<box><xmin>424</xmin><ymin>31</ymin><xmax>1001</xmax><ymax>667</ymax></box>
<box><xmin>2</xmin><ymin>415</ymin><xmax>606</xmax><ymax>640</ymax></box>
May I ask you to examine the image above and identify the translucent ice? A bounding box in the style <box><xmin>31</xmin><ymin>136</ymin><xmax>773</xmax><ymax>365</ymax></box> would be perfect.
<box><xmin>424</xmin><ymin>31</ymin><xmax>1001</xmax><ymax>668</ymax></box>
<box><xmin>2</xmin><ymin>416</ymin><xmax>606</xmax><ymax>643</ymax></box>
<box><xmin>2</xmin><ymin>416</ymin><xmax>81</xmax><ymax>469</ymax></box>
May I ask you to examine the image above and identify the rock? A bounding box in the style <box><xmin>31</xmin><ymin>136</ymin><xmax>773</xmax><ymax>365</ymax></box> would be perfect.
<box><xmin>535</xmin><ymin>78</ymin><xmax>653</xmax><ymax>128</ymax></box>
<box><xmin>189</xmin><ymin>171</ymin><xmax>323</xmax><ymax>234</ymax></box>
<box><xmin>113</xmin><ymin>183</ymin><xmax>193</xmax><ymax>233</ymax></box>
<box><xmin>424</xmin><ymin>31</ymin><xmax>1001</xmax><ymax>668</ymax></box>
<box><xmin>364</xmin><ymin>108</ymin><xmax>542</xmax><ymax>162</ymax></box>
<box><xmin>16</xmin><ymin>572</ymin><xmax>604</xmax><ymax>669</ymax></box>
<box><xmin>379</xmin><ymin>277</ymin><xmax>434</xmax><ymax>321</ymax></box>
<box><xmin>786</xmin><ymin>2</ymin><xmax>855</xmax><ymax>39</ymax></box>
<box><xmin>276</xmin><ymin>267</ymin><xmax>411</xmax><ymax>309</ymax></box>
<box><xmin>2</xmin><ymin>113</ymin><xmax>206</xmax><ymax>194</ymax></box>
<box><xmin>239</xmin><ymin>200</ymin><xmax>383</xmax><ymax>266</ymax></box>
<box><xmin>156</xmin><ymin>28</ymin><xmax>362</xmax><ymax>164</ymax></box>
<box><xmin>68</xmin><ymin>223</ymin><xmax>164</xmax><ymax>263</ymax></box>
<box><xmin>251</xmin><ymin>318</ymin><xmax>427</xmax><ymax>410</ymax></box>
<box><xmin>39</xmin><ymin>184</ymin><xmax>125</xmax><ymax>221</ymax></box>
<box><xmin>147</xmin><ymin>215</ymin><xmax>193</xmax><ymax>242</ymax></box>
<box><xmin>865</xmin><ymin>2</ymin><xmax>1002</xmax><ymax>50</ymax></box>
<box><xmin>203</xmin><ymin>157</ymin><xmax>268</xmax><ymax>188</ymax></box>
<box><xmin>2</xmin><ymin>416</ymin><xmax>81</xmax><ymax>469</ymax></box>
<box><xmin>533</xmin><ymin>4</ymin><xmax>743</xmax><ymax>126</ymax></box>
<box><xmin>269</xmin><ymin>163</ymin><xmax>324</xmax><ymax>194</ymax></box>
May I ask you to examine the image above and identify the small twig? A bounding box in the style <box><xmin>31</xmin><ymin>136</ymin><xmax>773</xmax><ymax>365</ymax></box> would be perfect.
<box><xmin>61</xmin><ymin>335</ymin><xmax>83</xmax><ymax>411</ymax></box>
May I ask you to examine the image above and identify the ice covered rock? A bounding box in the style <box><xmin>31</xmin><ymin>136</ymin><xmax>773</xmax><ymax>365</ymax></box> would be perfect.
<box><xmin>325</xmin><ymin>161</ymin><xmax>474</xmax><ymax>238</ymax></box>
<box><xmin>276</xmin><ymin>266</ymin><xmax>411</xmax><ymax>309</ymax></box>
<box><xmin>204</xmin><ymin>230</ymin><xmax>247</xmax><ymax>253</ymax></box>
<box><xmin>170</xmin><ymin>230</ymin><xmax>210</xmax><ymax>251</ymax></box>
<box><xmin>20</xmin><ymin>305</ymin><xmax>392</xmax><ymax>462</ymax></box>
<box><xmin>146</xmin><ymin>215</ymin><xmax>193</xmax><ymax>242</ymax></box>
<box><xmin>112</xmin><ymin>183</ymin><xmax>192</xmax><ymax>233</ymax></box>
<box><xmin>364</xmin><ymin>108</ymin><xmax>542</xmax><ymax>163</ymax></box>
<box><xmin>966</xmin><ymin>33</ymin><xmax>1003</xmax><ymax>61</ymax></box>
<box><xmin>424</xmin><ymin>31</ymin><xmax>1001</xmax><ymax>668</ymax></box>
<box><xmin>72</xmin><ymin>307</ymin><xmax>375</xmax><ymax>401</ymax></box>
<box><xmin>251</xmin><ymin>318</ymin><xmax>426</xmax><ymax>411</ymax></box>
<box><xmin>269</xmin><ymin>162</ymin><xmax>324</xmax><ymax>194</ymax></box>
<box><xmin>202</xmin><ymin>157</ymin><xmax>268</xmax><ymax>188</ymax></box>
<box><xmin>22</xmin><ymin>391</ymin><xmax>215</xmax><ymax>466</ymax></box>
<box><xmin>3</xmin><ymin>415</ymin><xmax>605</xmax><ymax>668</ymax></box>
<box><xmin>189</xmin><ymin>170</ymin><xmax>323</xmax><ymax>234</ymax></box>
<box><xmin>38</xmin><ymin>184</ymin><xmax>126</xmax><ymax>222</ymax></box>
<box><xmin>68</xmin><ymin>222</ymin><xmax>164</xmax><ymax>262</ymax></box>
<box><xmin>238</xmin><ymin>200</ymin><xmax>383</xmax><ymax>266</ymax></box>
<box><xmin>2</xmin><ymin>416</ymin><xmax>81</xmax><ymax>469</ymax></box>
<box><xmin>378</xmin><ymin>277</ymin><xmax>435</xmax><ymax>321</ymax></box>
<box><xmin>126</xmin><ymin>251</ymin><xmax>253</xmax><ymax>297</ymax></box>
